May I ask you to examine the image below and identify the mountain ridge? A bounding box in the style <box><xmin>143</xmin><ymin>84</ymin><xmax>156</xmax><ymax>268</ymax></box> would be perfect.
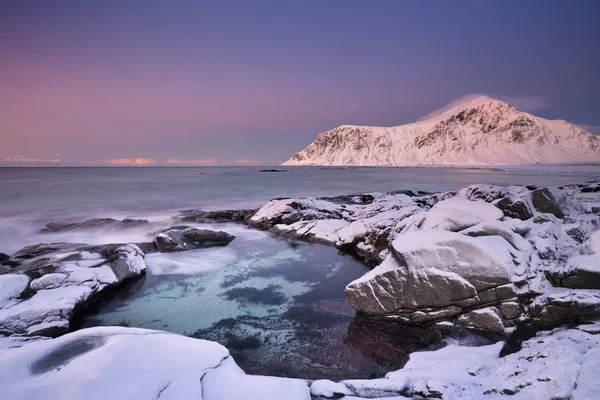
<box><xmin>283</xmin><ymin>96</ymin><xmax>600</xmax><ymax>166</ymax></box>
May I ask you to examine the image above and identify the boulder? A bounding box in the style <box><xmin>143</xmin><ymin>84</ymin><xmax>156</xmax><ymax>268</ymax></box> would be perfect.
<box><xmin>153</xmin><ymin>227</ymin><xmax>235</xmax><ymax>252</ymax></box>
<box><xmin>0</xmin><ymin>274</ymin><xmax>30</xmax><ymax>308</ymax></box>
<box><xmin>422</xmin><ymin>197</ymin><xmax>503</xmax><ymax>232</ymax></box>
<box><xmin>0</xmin><ymin>327</ymin><xmax>311</xmax><ymax>400</ymax></box>
<box><xmin>496</xmin><ymin>196</ymin><xmax>533</xmax><ymax>220</ymax></box>
<box><xmin>456</xmin><ymin>307</ymin><xmax>505</xmax><ymax>333</ymax></box>
<box><xmin>0</xmin><ymin>243</ymin><xmax>146</xmax><ymax>336</ymax></box>
<box><xmin>549</xmin><ymin>255</ymin><xmax>600</xmax><ymax>289</ymax></box>
<box><xmin>345</xmin><ymin>230</ymin><xmax>517</xmax><ymax>316</ymax></box>
<box><xmin>531</xmin><ymin>187</ymin><xmax>565</xmax><ymax>218</ymax></box>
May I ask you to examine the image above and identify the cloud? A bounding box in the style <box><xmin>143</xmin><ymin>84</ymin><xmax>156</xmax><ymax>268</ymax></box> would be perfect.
<box><xmin>3</xmin><ymin>157</ymin><xmax>60</xmax><ymax>163</ymax></box>
<box><xmin>417</xmin><ymin>93</ymin><xmax>549</xmax><ymax>121</ymax></box>
<box><xmin>235</xmin><ymin>159</ymin><xmax>259</xmax><ymax>165</ymax></box>
<box><xmin>165</xmin><ymin>158</ymin><xmax>218</xmax><ymax>165</ymax></box>
<box><xmin>133</xmin><ymin>158</ymin><xmax>157</xmax><ymax>165</ymax></box>
<box><xmin>100</xmin><ymin>158</ymin><xmax>157</xmax><ymax>165</ymax></box>
<box><xmin>578</xmin><ymin>124</ymin><xmax>600</xmax><ymax>135</ymax></box>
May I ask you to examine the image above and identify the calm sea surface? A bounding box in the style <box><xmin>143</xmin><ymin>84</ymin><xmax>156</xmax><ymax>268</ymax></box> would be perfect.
<box><xmin>1</xmin><ymin>166</ymin><xmax>599</xmax><ymax>379</ymax></box>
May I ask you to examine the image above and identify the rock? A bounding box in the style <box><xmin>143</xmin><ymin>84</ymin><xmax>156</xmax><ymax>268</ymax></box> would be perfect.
<box><xmin>457</xmin><ymin>307</ymin><xmax>505</xmax><ymax>333</ymax></box>
<box><xmin>153</xmin><ymin>227</ymin><xmax>235</xmax><ymax>252</ymax></box>
<box><xmin>0</xmin><ymin>274</ymin><xmax>30</xmax><ymax>308</ymax></box>
<box><xmin>549</xmin><ymin>255</ymin><xmax>600</xmax><ymax>289</ymax></box>
<box><xmin>566</xmin><ymin>226</ymin><xmax>587</xmax><ymax>243</ymax></box>
<box><xmin>531</xmin><ymin>187</ymin><xmax>565</xmax><ymax>218</ymax></box>
<box><xmin>582</xmin><ymin>230</ymin><xmax>600</xmax><ymax>255</ymax></box>
<box><xmin>175</xmin><ymin>209</ymin><xmax>256</xmax><ymax>223</ymax></box>
<box><xmin>249</xmin><ymin>198</ymin><xmax>342</xmax><ymax>229</ymax></box>
<box><xmin>0</xmin><ymin>327</ymin><xmax>311</xmax><ymax>400</ymax></box>
<box><xmin>422</xmin><ymin>196</ymin><xmax>503</xmax><ymax>232</ymax></box>
<box><xmin>0</xmin><ymin>243</ymin><xmax>146</xmax><ymax>336</ymax></box>
<box><xmin>11</xmin><ymin>242</ymin><xmax>84</xmax><ymax>260</ymax></box>
<box><xmin>41</xmin><ymin>218</ymin><xmax>149</xmax><ymax>233</ymax></box>
<box><xmin>496</xmin><ymin>196</ymin><xmax>533</xmax><ymax>220</ymax></box>
<box><xmin>0</xmin><ymin>253</ymin><xmax>9</xmax><ymax>262</ymax></box>
<box><xmin>345</xmin><ymin>230</ymin><xmax>517</xmax><ymax>318</ymax></box>
<box><xmin>310</xmin><ymin>380</ymin><xmax>353</xmax><ymax>398</ymax></box>
<box><xmin>499</xmin><ymin>302</ymin><xmax>522</xmax><ymax>320</ymax></box>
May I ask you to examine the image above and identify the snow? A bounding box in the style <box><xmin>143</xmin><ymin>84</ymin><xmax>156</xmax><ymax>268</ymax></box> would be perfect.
<box><xmin>390</xmin><ymin>229</ymin><xmax>516</xmax><ymax>290</ymax></box>
<box><xmin>0</xmin><ymin>286</ymin><xmax>93</xmax><ymax>335</ymax></box>
<box><xmin>283</xmin><ymin>97</ymin><xmax>600</xmax><ymax>166</ymax></box>
<box><xmin>310</xmin><ymin>379</ymin><xmax>353</xmax><ymax>397</ymax></box>
<box><xmin>584</xmin><ymin>229</ymin><xmax>600</xmax><ymax>254</ymax></box>
<box><xmin>0</xmin><ymin>274</ymin><xmax>30</xmax><ymax>309</ymax></box>
<box><xmin>0</xmin><ymin>326</ymin><xmax>310</xmax><ymax>400</ymax></box>
<box><xmin>29</xmin><ymin>273</ymin><xmax>68</xmax><ymax>291</ymax></box>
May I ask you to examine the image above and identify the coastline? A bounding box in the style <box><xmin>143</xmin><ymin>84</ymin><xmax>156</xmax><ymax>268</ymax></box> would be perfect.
<box><xmin>1</xmin><ymin>178</ymin><xmax>600</xmax><ymax>399</ymax></box>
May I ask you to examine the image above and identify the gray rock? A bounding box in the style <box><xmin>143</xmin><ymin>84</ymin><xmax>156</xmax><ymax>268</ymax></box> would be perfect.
<box><xmin>548</xmin><ymin>255</ymin><xmax>600</xmax><ymax>290</ymax></box>
<box><xmin>531</xmin><ymin>188</ymin><xmax>564</xmax><ymax>218</ymax></box>
<box><xmin>153</xmin><ymin>227</ymin><xmax>235</xmax><ymax>252</ymax></box>
<box><xmin>457</xmin><ymin>307</ymin><xmax>505</xmax><ymax>333</ymax></box>
<box><xmin>0</xmin><ymin>243</ymin><xmax>146</xmax><ymax>337</ymax></box>
<box><xmin>175</xmin><ymin>209</ymin><xmax>256</xmax><ymax>223</ymax></box>
<box><xmin>41</xmin><ymin>218</ymin><xmax>149</xmax><ymax>233</ymax></box>
<box><xmin>0</xmin><ymin>253</ymin><xmax>9</xmax><ymax>262</ymax></box>
<box><xmin>345</xmin><ymin>230</ymin><xmax>517</xmax><ymax>316</ymax></box>
<box><xmin>499</xmin><ymin>302</ymin><xmax>522</xmax><ymax>320</ymax></box>
<box><xmin>496</xmin><ymin>196</ymin><xmax>533</xmax><ymax>220</ymax></box>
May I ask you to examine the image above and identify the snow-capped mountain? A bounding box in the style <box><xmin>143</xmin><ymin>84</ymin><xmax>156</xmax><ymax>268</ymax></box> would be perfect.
<box><xmin>283</xmin><ymin>96</ymin><xmax>600</xmax><ymax>166</ymax></box>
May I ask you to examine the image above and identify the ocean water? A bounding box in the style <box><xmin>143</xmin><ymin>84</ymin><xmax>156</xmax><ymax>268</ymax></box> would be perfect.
<box><xmin>2</xmin><ymin>166</ymin><xmax>600</xmax><ymax>379</ymax></box>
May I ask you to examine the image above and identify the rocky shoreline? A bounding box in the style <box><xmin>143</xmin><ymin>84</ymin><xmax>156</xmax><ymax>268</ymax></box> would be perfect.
<box><xmin>1</xmin><ymin>180</ymin><xmax>599</xmax><ymax>399</ymax></box>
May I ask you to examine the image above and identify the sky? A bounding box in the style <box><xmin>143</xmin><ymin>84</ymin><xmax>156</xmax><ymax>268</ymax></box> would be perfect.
<box><xmin>1</xmin><ymin>0</ymin><xmax>599</xmax><ymax>166</ymax></box>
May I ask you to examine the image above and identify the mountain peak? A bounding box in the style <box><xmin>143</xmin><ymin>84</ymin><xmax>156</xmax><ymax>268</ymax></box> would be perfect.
<box><xmin>283</xmin><ymin>96</ymin><xmax>600</xmax><ymax>166</ymax></box>
<box><xmin>423</xmin><ymin>95</ymin><xmax>512</xmax><ymax>123</ymax></box>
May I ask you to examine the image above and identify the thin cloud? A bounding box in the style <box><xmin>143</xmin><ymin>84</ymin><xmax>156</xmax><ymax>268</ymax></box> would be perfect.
<box><xmin>235</xmin><ymin>159</ymin><xmax>259</xmax><ymax>165</ymax></box>
<box><xmin>100</xmin><ymin>158</ymin><xmax>157</xmax><ymax>165</ymax></box>
<box><xmin>165</xmin><ymin>158</ymin><xmax>218</xmax><ymax>166</ymax></box>
<box><xmin>133</xmin><ymin>158</ymin><xmax>157</xmax><ymax>165</ymax></box>
<box><xmin>3</xmin><ymin>157</ymin><xmax>60</xmax><ymax>163</ymax></box>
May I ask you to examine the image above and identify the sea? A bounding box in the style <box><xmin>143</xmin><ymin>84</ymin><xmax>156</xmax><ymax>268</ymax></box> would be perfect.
<box><xmin>1</xmin><ymin>165</ymin><xmax>599</xmax><ymax>379</ymax></box>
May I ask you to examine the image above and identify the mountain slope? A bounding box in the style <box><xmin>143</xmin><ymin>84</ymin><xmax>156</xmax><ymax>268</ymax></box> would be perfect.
<box><xmin>283</xmin><ymin>96</ymin><xmax>600</xmax><ymax>166</ymax></box>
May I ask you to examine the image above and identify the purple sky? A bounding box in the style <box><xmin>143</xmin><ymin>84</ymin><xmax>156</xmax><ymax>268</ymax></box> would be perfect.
<box><xmin>1</xmin><ymin>0</ymin><xmax>599</xmax><ymax>166</ymax></box>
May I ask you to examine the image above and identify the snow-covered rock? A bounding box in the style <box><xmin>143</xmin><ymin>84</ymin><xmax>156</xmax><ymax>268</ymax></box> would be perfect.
<box><xmin>153</xmin><ymin>226</ymin><xmax>235</xmax><ymax>252</ymax></box>
<box><xmin>422</xmin><ymin>196</ymin><xmax>503</xmax><ymax>231</ymax></box>
<box><xmin>3</xmin><ymin>325</ymin><xmax>598</xmax><ymax>400</ymax></box>
<box><xmin>0</xmin><ymin>326</ymin><xmax>311</xmax><ymax>400</ymax></box>
<box><xmin>345</xmin><ymin>230</ymin><xmax>522</xmax><ymax>330</ymax></box>
<box><xmin>283</xmin><ymin>96</ymin><xmax>600</xmax><ymax>166</ymax></box>
<box><xmin>0</xmin><ymin>274</ymin><xmax>30</xmax><ymax>309</ymax></box>
<box><xmin>0</xmin><ymin>243</ymin><xmax>146</xmax><ymax>337</ymax></box>
<box><xmin>252</xmin><ymin>180</ymin><xmax>600</xmax><ymax>333</ymax></box>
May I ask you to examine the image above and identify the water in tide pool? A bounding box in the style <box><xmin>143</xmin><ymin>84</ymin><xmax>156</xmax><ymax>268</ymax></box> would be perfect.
<box><xmin>2</xmin><ymin>166</ymin><xmax>600</xmax><ymax>379</ymax></box>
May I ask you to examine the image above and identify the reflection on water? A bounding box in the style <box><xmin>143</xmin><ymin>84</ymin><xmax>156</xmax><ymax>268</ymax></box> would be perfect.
<box><xmin>82</xmin><ymin>224</ymin><xmax>495</xmax><ymax>379</ymax></box>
